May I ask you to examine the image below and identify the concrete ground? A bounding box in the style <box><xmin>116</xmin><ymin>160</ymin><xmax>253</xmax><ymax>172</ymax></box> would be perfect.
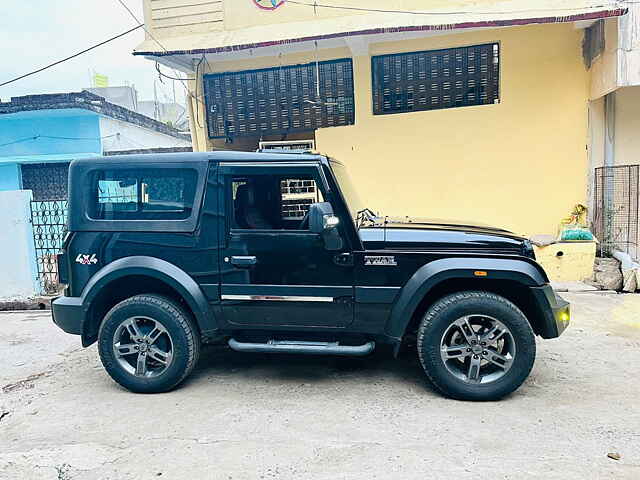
<box><xmin>1</xmin><ymin>293</ymin><xmax>639</xmax><ymax>480</ymax></box>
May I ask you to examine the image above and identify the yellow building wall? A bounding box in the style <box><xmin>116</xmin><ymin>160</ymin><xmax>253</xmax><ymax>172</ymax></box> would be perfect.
<box><xmin>195</xmin><ymin>23</ymin><xmax>590</xmax><ymax>237</ymax></box>
<box><xmin>225</xmin><ymin>0</ymin><xmax>488</xmax><ymax>30</ymax></box>
<box><xmin>317</xmin><ymin>24</ymin><xmax>590</xmax><ymax>236</ymax></box>
<box><xmin>534</xmin><ymin>242</ymin><xmax>597</xmax><ymax>282</ymax></box>
<box><xmin>223</xmin><ymin>1</ymin><xmax>616</xmax><ymax>31</ymax></box>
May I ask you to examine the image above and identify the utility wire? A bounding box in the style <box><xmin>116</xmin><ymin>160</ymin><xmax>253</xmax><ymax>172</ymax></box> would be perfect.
<box><xmin>0</xmin><ymin>134</ymin><xmax>119</xmax><ymax>149</ymax></box>
<box><xmin>0</xmin><ymin>25</ymin><xmax>143</xmax><ymax>88</ymax></box>
<box><xmin>155</xmin><ymin>62</ymin><xmax>187</xmax><ymax>81</ymax></box>
<box><xmin>286</xmin><ymin>0</ymin><xmax>624</xmax><ymax>16</ymax></box>
<box><xmin>114</xmin><ymin>0</ymin><xmax>203</xmax><ymax>106</ymax></box>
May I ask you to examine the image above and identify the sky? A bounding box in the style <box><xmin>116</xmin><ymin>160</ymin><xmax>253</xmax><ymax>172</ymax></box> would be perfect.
<box><xmin>0</xmin><ymin>1</ymin><xmax>183</xmax><ymax>105</ymax></box>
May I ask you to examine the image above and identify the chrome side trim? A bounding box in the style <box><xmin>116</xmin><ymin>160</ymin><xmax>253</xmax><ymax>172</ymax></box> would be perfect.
<box><xmin>221</xmin><ymin>294</ymin><xmax>334</xmax><ymax>303</ymax></box>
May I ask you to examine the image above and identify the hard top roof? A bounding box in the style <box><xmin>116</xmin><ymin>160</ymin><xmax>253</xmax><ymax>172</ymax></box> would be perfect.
<box><xmin>71</xmin><ymin>150</ymin><xmax>328</xmax><ymax>167</ymax></box>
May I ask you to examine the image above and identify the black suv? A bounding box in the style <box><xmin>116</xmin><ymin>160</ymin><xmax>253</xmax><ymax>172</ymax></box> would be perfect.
<box><xmin>52</xmin><ymin>152</ymin><xmax>569</xmax><ymax>400</ymax></box>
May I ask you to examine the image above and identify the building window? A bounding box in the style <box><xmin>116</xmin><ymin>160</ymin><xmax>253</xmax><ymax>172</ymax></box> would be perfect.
<box><xmin>372</xmin><ymin>43</ymin><xmax>500</xmax><ymax>115</ymax></box>
<box><xmin>583</xmin><ymin>20</ymin><xmax>605</xmax><ymax>69</ymax></box>
<box><xmin>280</xmin><ymin>178</ymin><xmax>322</xmax><ymax>220</ymax></box>
<box><xmin>203</xmin><ymin>59</ymin><xmax>355</xmax><ymax>140</ymax></box>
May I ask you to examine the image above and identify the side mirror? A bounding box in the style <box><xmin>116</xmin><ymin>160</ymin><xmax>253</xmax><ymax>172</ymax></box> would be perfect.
<box><xmin>308</xmin><ymin>202</ymin><xmax>343</xmax><ymax>251</ymax></box>
<box><xmin>309</xmin><ymin>202</ymin><xmax>338</xmax><ymax>233</ymax></box>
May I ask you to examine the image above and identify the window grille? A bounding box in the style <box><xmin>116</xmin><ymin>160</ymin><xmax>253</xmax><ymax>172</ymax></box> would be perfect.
<box><xmin>203</xmin><ymin>59</ymin><xmax>355</xmax><ymax>139</ymax></box>
<box><xmin>593</xmin><ymin>165</ymin><xmax>639</xmax><ymax>258</ymax></box>
<box><xmin>21</xmin><ymin>163</ymin><xmax>70</xmax><ymax>201</ymax></box>
<box><xmin>281</xmin><ymin>179</ymin><xmax>320</xmax><ymax>220</ymax></box>
<box><xmin>372</xmin><ymin>43</ymin><xmax>500</xmax><ymax>115</ymax></box>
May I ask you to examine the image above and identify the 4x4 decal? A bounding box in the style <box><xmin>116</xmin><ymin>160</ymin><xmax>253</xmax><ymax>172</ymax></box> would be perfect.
<box><xmin>75</xmin><ymin>254</ymin><xmax>98</xmax><ymax>265</ymax></box>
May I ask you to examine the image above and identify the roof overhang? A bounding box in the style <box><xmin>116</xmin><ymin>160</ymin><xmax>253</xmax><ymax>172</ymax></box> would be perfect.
<box><xmin>135</xmin><ymin>4</ymin><xmax>626</xmax><ymax>65</ymax></box>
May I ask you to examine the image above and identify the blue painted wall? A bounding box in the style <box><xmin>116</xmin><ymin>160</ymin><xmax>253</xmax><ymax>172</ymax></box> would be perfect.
<box><xmin>0</xmin><ymin>164</ymin><xmax>21</xmax><ymax>190</ymax></box>
<box><xmin>0</xmin><ymin>108</ymin><xmax>102</xmax><ymax>296</ymax></box>
<box><xmin>0</xmin><ymin>108</ymin><xmax>102</xmax><ymax>198</ymax></box>
<box><xmin>0</xmin><ymin>109</ymin><xmax>102</xmax><ymax>163</ymax></box>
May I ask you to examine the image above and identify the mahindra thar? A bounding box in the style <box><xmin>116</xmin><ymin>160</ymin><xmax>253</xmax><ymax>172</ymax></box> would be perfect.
<box><xmin>52</xmin><ymin>152</ymin><xmax>569</xmax><ymax>400</ymax></box>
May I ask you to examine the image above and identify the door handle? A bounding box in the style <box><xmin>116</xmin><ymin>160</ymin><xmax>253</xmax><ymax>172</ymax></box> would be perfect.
<box><xmin>333</xmin><ymin>252</ymin><xmax>353</xmax><ymax>267</ymax></box>
<box><xmin>229</xmin><ymin>256</ymin><xmax>257</xmax><ymax>268</ymax></box>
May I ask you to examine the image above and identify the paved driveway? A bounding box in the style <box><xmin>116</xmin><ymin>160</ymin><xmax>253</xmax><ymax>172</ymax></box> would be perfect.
<box><xmin>1</xmin><ymin>293</ymin><xmax>639</xmax><ymax>479</ymax></box>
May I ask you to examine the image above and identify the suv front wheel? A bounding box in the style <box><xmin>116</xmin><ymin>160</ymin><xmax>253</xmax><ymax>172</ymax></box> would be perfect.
<box><xmin>98</xmin><ymin>294</ymin><xmax>200</xmax><ymax>393</ymax></box>
<box><xmin>417</xmin><ymin>291</ymin><xmax>536</xmax><ymax>401</ymax></box>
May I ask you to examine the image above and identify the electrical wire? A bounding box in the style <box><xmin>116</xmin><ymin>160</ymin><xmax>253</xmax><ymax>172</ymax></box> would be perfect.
<box><xmin>0</xmin><ymin>134</ymin><xmax>119</xmax><ymax>149</ymax></box>
<box><xmin>115</xmin><ymin>0</ymin><xmax>203</xmax><ymax>106</ymax></box>
<box><xmin>0</xmin><ymin>25</ymin><xmax>143</xmax><ymax>88</ymax></box>
<box><xmin>286</xmin><ymin>0</ymin><xmax>624</xmax><ymax>16</ymax></box>
<box><xmin>0</xmin><ymin>137</ymin><xmax>39</xmax><ymax>149</ymax></box>
<box><xmin>155</xmin><ymin>62</ymin><xmax>187</xmax><ymax>81</ymax></box>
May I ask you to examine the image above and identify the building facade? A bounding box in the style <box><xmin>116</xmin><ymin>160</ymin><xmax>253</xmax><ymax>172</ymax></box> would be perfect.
<box><xmin>0</xmin><ymin>91</ymin><xmax>191</xmax><ymax>199</ymax></box>
<box><xmin>135</xmin><ymin>0</ymin><xmax>627</xmax><ymax>237</ymax></box>
<box><xmin>0</xmin><ymin>91</ymin><xmax>192</xmax><ymax>297</ymax></box>
<box><xmin>586</xmin><ymin>5</ymin><xmax>640</xmax><ymax>259</ymax></box>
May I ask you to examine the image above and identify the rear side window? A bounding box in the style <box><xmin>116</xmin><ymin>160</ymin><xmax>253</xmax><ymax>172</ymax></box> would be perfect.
<box><xmin>90</xmin><ymin>169</ymin><xmax>198</xmax><ymax>220</ymax></box>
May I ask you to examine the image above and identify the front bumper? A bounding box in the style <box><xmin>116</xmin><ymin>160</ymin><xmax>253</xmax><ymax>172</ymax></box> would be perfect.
<box><xmin>531</xmin><ymin>285</ymin><xmax>570</xmax><ymax>339</ymax></box>
<box><xmin>51</xmin><ymin>296</ymin><xmax>84</xmax><ymax>335</ymax></box>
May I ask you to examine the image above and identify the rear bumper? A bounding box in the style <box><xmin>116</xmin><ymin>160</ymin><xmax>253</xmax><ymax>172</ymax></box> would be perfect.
<box><xmin>51</xmin><ymin>296</ymin><xmax>84</xmax><ymax>335</ymax></box>
<box><xmin>531</xmin><ymin>285</ymin><xmax>570</xmax><ymax>339</ymax></box>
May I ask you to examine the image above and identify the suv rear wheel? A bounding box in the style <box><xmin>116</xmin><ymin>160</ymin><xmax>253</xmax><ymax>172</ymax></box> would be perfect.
<box><xmin>417</xmin><ymin>291</ymin><xmax>536</xmax><ymax>401</ymax></box>
<box><xmin>98</xmin><ymin>294</ymin><xmax>200</xmax><ymax>393</ymax></box>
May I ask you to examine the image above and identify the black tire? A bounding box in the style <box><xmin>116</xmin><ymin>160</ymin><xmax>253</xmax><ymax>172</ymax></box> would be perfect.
<box><xmin>417</xmin><ymin>291</ymin><xmax>536</xmax><ymax>401</ymax></box>
<box><xmin>98</xmin><ymin>294</ymin><xmax>200</xmax><ymax>393</ymax></box>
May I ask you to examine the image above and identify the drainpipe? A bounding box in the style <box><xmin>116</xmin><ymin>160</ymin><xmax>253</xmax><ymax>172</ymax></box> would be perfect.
<box><xmin>603</xmin><ymin>92</ymin><xmax>616</xmax><ymax>252</ymax></box>
<box><xmin>604</xmin><ymin>92</ymin><xmax>615</xmax><ymax>168</ymax></box>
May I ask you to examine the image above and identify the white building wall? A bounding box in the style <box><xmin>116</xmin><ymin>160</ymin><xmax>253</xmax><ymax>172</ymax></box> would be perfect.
<box><xmin>614</xmin><ymin>86</ymin><xmax>640</xmax><ymax>166</ymax></box>
<box><xmin>618</xmin><ymin>4</ymin><xmax>640</xmax><ymax>88</ymax></box>
<box><xmin>99</xmin><ymin>116</ymin><xmax>191</xmax><ymax>153</ymax></box>
<box><xmin>0</xmin><ymin>190</ymin><xmax>39</xmax><ymax>298</ymax></box>
<box><xmin>591</xmin><ymin>5</ymin><xmax>640</xmax><ymax>99</ymax></box>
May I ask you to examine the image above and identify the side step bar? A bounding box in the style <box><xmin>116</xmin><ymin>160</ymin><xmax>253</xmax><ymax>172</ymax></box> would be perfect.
<box><xmin>228</xmin><ymin>339</ymin><xmax>375</xmax><ymax>357</ymax></box>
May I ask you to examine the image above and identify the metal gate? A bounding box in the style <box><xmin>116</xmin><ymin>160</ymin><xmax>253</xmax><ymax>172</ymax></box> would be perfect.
<box><xmin>23</xmin><ymin>163</ymin><xmax>70</xmax><ymax>293</ymax></box>
<box><xmin>30</xmin><ymin>199</ymin><xmax>68</xmax><ymax>294</ymax></box>
<box><xmin>593</xmin><ymin>165</ymin><xmax>640</xmax><ymax>258</ymax></box>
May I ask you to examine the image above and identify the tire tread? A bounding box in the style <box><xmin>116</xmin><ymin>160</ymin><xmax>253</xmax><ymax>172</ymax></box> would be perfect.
<box><xmin>98</xmin><ymin>294</ymin><xmax>200</xmax><ymax>393</ymax></box>
<box><xmin>416</xmin><ymin>291</ymin><xmax>535</xmax><ymax>401</ymax></box>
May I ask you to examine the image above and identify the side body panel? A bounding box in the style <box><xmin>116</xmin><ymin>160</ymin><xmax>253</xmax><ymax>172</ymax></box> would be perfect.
<box><xmin>80</xmin><ymin>256</ymin><xmax>214</xmax><ymax>333</ymax></box>
<box><xmin>65</xmin><ymin>163</ymin><xmax>221</xmax><ymax>338</ymax></box>
<box><xmin>216</xmin><ymin>162</ymin><xmax>355</xmax><ymax>329</ymax></box>
<box><xmin>384</xmin><ymin>256</ymin><xmax>547</xmax><ymax>340</ymax></box>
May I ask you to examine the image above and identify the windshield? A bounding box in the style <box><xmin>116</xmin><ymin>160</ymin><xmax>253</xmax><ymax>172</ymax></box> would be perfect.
<box><xmin>329</xmin><ymin>160</ymin><xmax>366</xmax><ymax>223</ymax></box>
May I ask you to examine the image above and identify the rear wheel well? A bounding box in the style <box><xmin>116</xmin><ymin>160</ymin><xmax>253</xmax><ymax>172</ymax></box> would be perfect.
<box><xmin>404</xmin><ymin>278</ymin><xmax>546</xmax><ymax>340</ymax></box>
<box><xmin>83</xmin><ymin>275</ymin><xmax>197</xmax><ymax>346</ymax></box>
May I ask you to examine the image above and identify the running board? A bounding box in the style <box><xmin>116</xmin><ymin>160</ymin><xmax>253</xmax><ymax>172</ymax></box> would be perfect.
<box><xmin>228</xmin><ymin>338</ymin><xmax>375</xmax><ymax>357</ymax></box>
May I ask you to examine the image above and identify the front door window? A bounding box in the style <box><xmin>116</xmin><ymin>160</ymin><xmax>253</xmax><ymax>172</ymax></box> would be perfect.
<box><xmin>231</xmin><ymin>175</ymin><xmax>324</xmax><ymax>231</ymax></box>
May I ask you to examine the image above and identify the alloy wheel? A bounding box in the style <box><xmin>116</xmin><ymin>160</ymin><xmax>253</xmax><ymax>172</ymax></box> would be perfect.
<box><xmin>440</xmin><ymin>315</ymin><xmax>515</xmax><ymax>384</ymax></box>
<box><xmin>113</xmin><ymin>316</ymin><xmax>174</xmax><ymax>378</ymax></box>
